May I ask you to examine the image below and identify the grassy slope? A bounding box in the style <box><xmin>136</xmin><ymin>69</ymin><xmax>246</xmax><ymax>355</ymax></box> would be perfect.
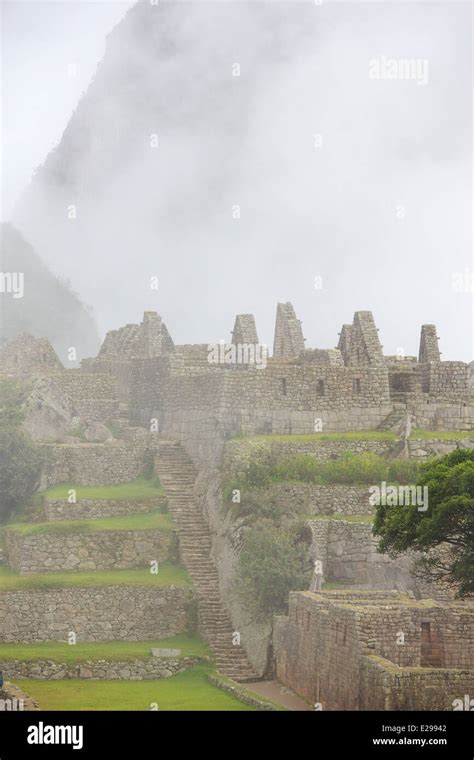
<box><xmin>16</xmin><ymin>666</ymin><xmax>255</xmax><ymax>711</ymax></box>
<box><xmin>0</xmin><ymin>563</ymin><xmax>191</xmax><ymax>590</ymax></box>
<box><xmin>44</xmin><ymin>478</ymin><xmax>164</xmax><ymax>501</ymax></box>
<box><xmin>410</xmin><ymin>429</ymin><xmax>474</xmax><ymax>441</ymax></box>
<box><xmin>231</xmin><ymin>430</ymin><xmax>474</xmax><ymax>445</ymax></box>
<box><xmin>231</xmin><ymin>431</ymin><xmax>396</xmax><ymax>443</ymax></box>
<box><xmin>4</xmin><ymin>511</ymin><xmax>175</xmax><ymax>536</ymax></box>
<box><xmin>0</xmin><ymin>635</ymin><xmax>210</xmax><ymax>662</ymax></box>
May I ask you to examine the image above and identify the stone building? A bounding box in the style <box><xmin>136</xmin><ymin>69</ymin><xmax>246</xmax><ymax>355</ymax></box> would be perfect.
<box><xmin>83</xmin><ymin>303</ymin><xmax>472</xmax><ymax>448</ymax></box>
<box><xmin>274</xmin><ymin>590</ymin><xmax>474</xmax><ymax>710</ymax></box>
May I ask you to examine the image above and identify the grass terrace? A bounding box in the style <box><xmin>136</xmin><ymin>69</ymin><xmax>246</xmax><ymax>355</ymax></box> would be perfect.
<box><xmin>0</xmin><ymin>563</ymin><xmax>192</xmax><ymax>591</ymax></box>
<box><xmin>15</xmin><ymin>665</ymin><xmax>256</xmax><ymax>711</ymax></box>
<box><xmin>410</xmin><ymin>429</ymin><xmax>474</xmax><ymax>441</ymax></box>
<box><xmin>0</xmin><ymin>635</ymin><xmax>210</xmax><ymax>663</ymax></box>
<box><xmin>3</xmin><ymin>511</ymin><xmax>175</xmax><ymax>536</ymax></box>
<box><xmin>231</xmin><ymin>430</ymin><xmax>397</xmax><ymax>443</ymax></box>
<box><xmin>224</xmin><ymin>451</ymin><xmax>421</xmax><ymax>493</ymax></box>
<box><xmin>43</xmin><ymin>477</ymin><xmax>164</xmax><ymax>501</ymax></box>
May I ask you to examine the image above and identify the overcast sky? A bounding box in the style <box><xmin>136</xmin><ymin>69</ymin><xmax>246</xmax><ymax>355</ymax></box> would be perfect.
<box><xmin>1</xmin><ymin>1</ymin><xmax>473</xmax><ymax>360</ymax></box>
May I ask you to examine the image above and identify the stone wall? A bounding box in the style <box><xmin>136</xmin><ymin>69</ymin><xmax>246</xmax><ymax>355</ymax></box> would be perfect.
<box><xmin>0</xmin><ymin>657</ymin><xmax>198</xmax><ymax>681</ymax></box>
<box><xmin>42</xmin><ymin>497</ymin><xmax>167</xmax><ymax>521</ymax></box>
<box><xmin>408</xmin><ymin>436</ymin><xmax>474</xmax><ymax>459</ymax></box>
<box><xmin>308</xmin><ymin>519</ymin><xmax>412</xmax><ymax>589</ymax></box>
<box><xmin>347</xmin><ymin>311</ymin><xmax>385</xmax><ymax>367</ymax></box>
<box><xmin>308</xmin><ymin>519</ymin><xmax>456</xmax><ymax>600</ymax></box>
<box><xmin>3</xmin><ymin>527</ymin><xmax>176</xmax><ymax>574</ymax></box>
<box><xmin>223</xmin><ymin>439</ymin><xmax>393</xmax><ymax>472</ymax></box>
<box><xmin>414</xmin><ymin>402</ymin><xmax>474</xmax><ymax>432</ymax></box>
<box><xmin>81</xmin><ymin>357</ymin><xmax>135</xmax><ymax>402</ymax></box>
<box><xmin>423</xmin><ymin>363</ymin><xmax>469</xmax><ymax>399</ymax></box>
<box><xmin>53</xmin><ymin>370</ymin><xmax>119</xmax><ymax>424</ymax></box>
<box><xmin>231</xmin><ymin>314</ymin><xmax>259</xmax><ymax>346</ymax></box>
<box><xmin>274</xmin><ymin>590</ymin><xmax>474</xmax><ymax>710</ymax></box>
<box><xmin>419</xmin><ymin>324</ymin><xmax>440</xmax><ymax>363</ymax></box>
<box><xmin>250</xmin><ymin>483</ymin><xmax>375</xmax><ymax>516</ymax></box>
<box><xmin>273</xmin><ymin>302</ymin><xmax>305</xmax><ymax>358</ymax></box>
<box><xmin>42</xmin><ymin>438</ymin><xmax>149</xmax><ymax>486</ymax></box>
<box><xmin>0</xmin><ymin>586</ymin><xmax>194</xmax><ymax>642</ymax></box>
<box><xmin>360</xmin><ymin>655</ymin><xmax>474</xmax><ymax>711</ymax></box>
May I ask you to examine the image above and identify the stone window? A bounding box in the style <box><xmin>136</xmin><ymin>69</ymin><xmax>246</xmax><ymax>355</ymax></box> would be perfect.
<box><xmin>280</xmin><ymin>378</ymin><xmax>287</xmax><ymax>396</ymax></box>
<box><xmin>353</xmin><ymin>378</ymin><xmax>362</xmax><ymax>395</ymax></box>
<box><xmin>316</xmin><ymin>379</ymin><xmax>325</xmax><ymax>396</ymax></box>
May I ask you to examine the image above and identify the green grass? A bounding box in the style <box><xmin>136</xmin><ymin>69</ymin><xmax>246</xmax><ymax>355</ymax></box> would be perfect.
<box><xmin>225</xmin><ymin>451</ymin><xmax>420</xmax><ymax>491</ymax></box>
<box><xmin>231</xmin><ymin>431</ymin><xmax>396</xmax><ymax>443</ymax></box>
<box><xmin>410</xmin><ymin>429</ymin><xmax>474</xmax><ymax>441</ymax></box>
<box><xmin>15</xmin><ymin>665</ymin><xmax>256</xmax><ymax>711</ymax></box>
<box><xmin>0</xmin><ymin>635</ymin><xmax>210</xmax><ymax>663</ymax></box>
<box><xmin>0</xmin><ymin>563</ymin><xmax>191</xmax><ymax>591</ymax></box>
<box><xmin>43</xmin><ymin>478</ymin><xmax>164</xmax><ymax>501</ymax></box>
<box><xmin>321</xmin><ymin>581</ymin><xmax>353</xmax><ymax>590</ymax></box>
<box><xmin>4</xmin><ymin>511</ymin><xmax>175</xmax><ymax>536</ymax></box>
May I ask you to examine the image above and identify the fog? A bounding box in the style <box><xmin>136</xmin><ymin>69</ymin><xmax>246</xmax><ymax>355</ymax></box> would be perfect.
<box><xmin>2</xmin><ymin>0</ymin><xmax>473</xmax><ymax>360</ymax></box>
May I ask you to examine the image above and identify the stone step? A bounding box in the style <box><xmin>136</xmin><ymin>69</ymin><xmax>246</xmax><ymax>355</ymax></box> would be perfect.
<box><xmin>155</xmin><ymin>443</ymin><xmax>258</xmax><ymax>681</ymax></box>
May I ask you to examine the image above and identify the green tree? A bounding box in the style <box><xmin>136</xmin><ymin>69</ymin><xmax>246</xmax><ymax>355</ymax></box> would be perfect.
<box><xmin>234</xmin><ymin>524</ymin><xmax>312</xmax><ymax>618</ymax></box>
<box><xmin>0</xmin><ymin>379</ymin><xmax>46</xmax><ymax>522</ymax></box>
<box><xmin>373</xmin><ymin>449</ymin><xmax>474</xmax><ymax>597</ymax></box>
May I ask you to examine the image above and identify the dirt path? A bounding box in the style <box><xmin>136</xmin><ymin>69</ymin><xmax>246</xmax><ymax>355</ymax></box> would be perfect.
<box><xmin>245</xmin><ymin>680</ymin><xmax>313</xmax><ymax>711</ymax></box>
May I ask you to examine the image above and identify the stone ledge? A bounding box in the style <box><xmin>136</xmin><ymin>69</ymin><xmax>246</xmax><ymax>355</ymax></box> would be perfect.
<box><xmin>0</xmin><ymin>682</ymin><xmax>39</xmax><ymax>711</ymax></box>
<box><xmin>207</xmin><ymin>674</ymin><xmax>283</xmax><ymax>710</ymax></box>
<box><xmin>3</xmin><ymin>528</ymin><xmax>176</xmax><ymax>574</ymax></box>
<box><xmin>0</xmin><ymin>657</ymin><xmax>200</xmax><ymax>681</ymax></box>
<box><xmin>0</xmin><ymin>586</ymin><xmax>195</xmax><ymax>642</ymax></box>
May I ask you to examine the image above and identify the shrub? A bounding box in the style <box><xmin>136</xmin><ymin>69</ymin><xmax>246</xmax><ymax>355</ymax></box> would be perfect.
<box><xmin>234</xmin><ymin>525</ymin><xmax>312</xmax><ymax>618</ymax></box>
<box><xmin>0</xmin><ymin>428</ymin><xmax>47</xmax><ymax>523</ymax></box>
<box><xmin>387</xmin><ymin>458</ymin><xmax>420</xmax><ymax>484</ymax></box>
<box><xmin>0</xmin><ymin>379</ymin><xmax>47</xmax><ymax>523</ymax></box>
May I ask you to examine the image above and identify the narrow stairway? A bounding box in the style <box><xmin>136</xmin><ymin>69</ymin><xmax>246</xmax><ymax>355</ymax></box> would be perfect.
<box><xmin>154</xmin><ymin>440</ymin><xmax>259</xmax><ymax>683</ymax></box>
<box><xmin>377</xmin><ymin>403</ymin><xmax>407</xmax><ymax>432</ymax></box>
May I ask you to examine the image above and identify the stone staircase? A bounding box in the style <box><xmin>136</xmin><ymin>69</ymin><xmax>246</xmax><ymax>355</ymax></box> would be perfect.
<box><xmin>377</xmin><ymin>404</ymin><xmax>406</xmax><ymax>432</ymax></box>
<box><xmin>154</xmin><ymin>440</ymin><xmax>259</xmax><ymax>682</ymax></box>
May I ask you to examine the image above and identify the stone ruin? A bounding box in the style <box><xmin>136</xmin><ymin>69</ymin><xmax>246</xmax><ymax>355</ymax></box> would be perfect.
<box><xmin>274</xmin><ymin>590</ymin><xmax>474</xmax><ymax>710</ymax></box>
<box><xmin>0</xmin><ymin>302</ymin><xmax>473</xmax><ymax>710</ymax></box>
<box><xmin>1</xmin><ymin>303</ymin><xmax>473</xmax><ymax>443</ymax></box>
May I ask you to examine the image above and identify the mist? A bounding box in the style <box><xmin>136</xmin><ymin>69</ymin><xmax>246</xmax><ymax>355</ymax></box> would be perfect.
<box><xmin>3</xmin><ymin>0</ymin><xmax>473</xmax><ymax>360</ymax></box>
